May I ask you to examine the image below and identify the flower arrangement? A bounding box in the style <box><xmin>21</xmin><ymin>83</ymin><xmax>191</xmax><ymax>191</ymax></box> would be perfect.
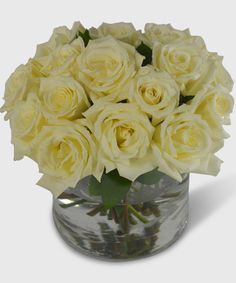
<box><xmin>1</xmin><ymin>22</ymin><xmax>234</xmax><ymax>208</ymax></box>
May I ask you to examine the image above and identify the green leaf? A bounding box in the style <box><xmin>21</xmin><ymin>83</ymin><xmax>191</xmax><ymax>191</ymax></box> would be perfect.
<box><xmin>179</xmin><ymin>94</ymin><xmax>194</xmax><ymax>106</ymax></box>
<box><xmin>79</xmin><ymin>29</ymin><xmax>91</xmax><ymax>47</ymax></box>
<box><xmin>136</xmin><ymin>168</ymin><xmax>164</xmax><ymax>185</ymax></box>
<box><xmin>88</xmin><ymin>176</ymin><xmax>102</xmax><ymax>196</ymax></box>
<box><xmin>101</xmin><ymin>170</ymin><xmax>132</xmax><ymax>208</ymax></box>
<box><xmin>136</xmin><ymin>42</ymin><xmax>152</xmax><ymax>66</ymax></box>
<box><xmin>88</xmin><ymin>170</ymin><xmax>132</xmax><ymax>209</ymax></box>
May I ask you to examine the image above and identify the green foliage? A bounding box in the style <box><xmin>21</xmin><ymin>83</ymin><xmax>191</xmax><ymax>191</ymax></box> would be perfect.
<box><xmin>136</xmin><ymin>42</ymin><xmax>152</xmax><ymax>66</ymax></box>
<box><xmin>136</xmin><ymin>168</ymin><xmax>164</xmax><ymax>185</ymax></box>
<box><xmin>79</xmin><ymin>29</ymin><xmax>91</xmax><ymax>47</ymax></box>
<box><xmin>88</xmin><ymin>170</ymin><xmax>132</xmax><ymax>208</ymax></box>
<box><xmin>179</xmin><ymin>94</ymin><xmax>194</xmax><ymax>106</ymax></box>
<box><xmin>88</xmin><ymin>176</ymin><xmax>102</xmax><ymax>196</ymax></box>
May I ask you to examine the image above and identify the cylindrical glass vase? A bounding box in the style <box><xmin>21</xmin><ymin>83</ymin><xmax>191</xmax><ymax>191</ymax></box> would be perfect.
<box><xmin>53</xmin><ymin>173</ymin><xmax>189</xmax><ymax>261</ymax></box>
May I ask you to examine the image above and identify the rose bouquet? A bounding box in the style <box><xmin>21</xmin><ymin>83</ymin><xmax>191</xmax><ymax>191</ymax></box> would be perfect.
<box><xmin>1</xmin><ymin>22</ymin><xmax>234</xmax><ymax>259</ymax></box>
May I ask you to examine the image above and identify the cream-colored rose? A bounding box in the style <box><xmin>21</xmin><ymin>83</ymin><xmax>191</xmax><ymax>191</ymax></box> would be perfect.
<box><xmin>35</xmin><ymin>21</ymin><xmax>85</xmax><ymax>58</ymax></box>
<box><xmin>143</xmin><ymin>23</ymin><xmax>190</xmax><ymax>46</ymax></box>
<box><xmin>189</xmin><ymin>85</ymin><xmax>234</xmax><ymax>140</ymax></box>
<box><xmin>32</xmin><ymin>37</ymin><xmax>84</xmax><ymax>77</ymax></box>
<box><xmin>0</xmin><ymin>65</ymin><xmax>30</xmax><ymax>118</ymax></box>
<box><xmin>129</xmin><ymin>65</ymin><xmax>180</xmax><ymax>125</ymax></box>
<box><xmin>89</xmin><ymin>22</ymin><xmax>141</xmax><ymax>46</ymax></box>
<box><xmin>9</xmin><ymin>93</ymin><xmax>45</xmax><ymax>160</ymax></box>
<box><xmin>211</xmin><ymin>54</ymin><xmax>234</xmax><ymax>92</ymax></box>
<box><xmin>39</xmin><ymin>76</ymin><xmax>90</xmax><ymax>120</ymax></box>
<box><xmin>152</xmin><ymin>37</ymin><xmax>208</xmax><ymax>91</ymax></box>
<box><xmin>70</xmin><ymin>21</ymin><xmax>86</xmax><ymax>42</ymax></box>
<box><xmin>31</xmin><ymin>120</ymin><xmax>103</xmax><ymax>197</ymax></box>
<box><xmin>77</xmin><ymin>36</ymin><xmax>143</xmax><ymax>102</ymax></box>
<box><xmin>84</xmin><ymin>102</ymin><xmax>156</xmax><ymax>180</ymax></box>
<box><xmin>184</xmin><ymin>53</ymin><xmax>234</xmax><ymax>96</ymax></box>
<box><xmin>152</xmin><ymin>106</ymin><xmax>223</xmax><ymax>181</ymax></box>
<box><xmin>28</xmin><ymin>58</ymin><xmax>47</xmax><ymax>78</ymax></box>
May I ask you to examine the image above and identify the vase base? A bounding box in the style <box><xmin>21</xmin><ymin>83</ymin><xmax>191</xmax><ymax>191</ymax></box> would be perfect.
<box><xmin>53</xmin><ymin>208</ymin><xmax>188</xmax><ymax>261</ymax></box>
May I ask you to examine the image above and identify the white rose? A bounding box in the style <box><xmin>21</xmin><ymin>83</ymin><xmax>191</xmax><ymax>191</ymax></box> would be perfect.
<box><xmin>39</xmin><ymin>76</ymin><xmax>90</xmax><ymax>120</ymax></box>
<box><xmin>84</xmin><ymin>102</ymin><xmax>156</xmax><ymax>180</ymax></box>
<box><xmin>152</xmin><ymin>37</ymin><xmax>208</xmax><ymax>91</ymax></box>
<box><xmin>211</xmin><ymin>53</ymin><xmax>234</xmax><ymax>91</ymax></box>
<box><xmin>143</xmin><ymin>23</ymin><xmax>190</xmax><ymax>46</ymax></box>
<box><xmin>152</xmin><ymin>106</ymin><xmax>223</xmax><ymax>181</ymax></box>
<box><xmin>0</xmin><ymin>65</ymin><xmax>30</xmax><ymax>118</ymax></box>
<box><xmin>32</xmin><ymin>38</ymin><xmax>84</xmax><ymax>77</ymax></box>
<box><xmin>89</xmin><ymin>22</ymin><xmax>141</xmax><ymax>46</ymax></box>
<box><xmin>9</xmin><ymin>93</ymin><xmax>45</xmax><ymax>160</ymax></box>
<box><xmin>70</xmin><ymin>21</ymin><xmax>86</xmax><ymax>42</ymax></box>
<box><xmin>31</xmin><ymin>120</ymin><xmax>103</xmax><ymax>197</ymax></box>
<box><xmin>35</xmin><ymin>21</ymin><xmax>85</xmax><ymax>58</ymax></box>
<box><xmin>77</xmin><ymin>36</ymin><xmax>143</xmax><ymax>102</ymax></box>
<box><xmin>184</xmin><ymin>53</ymin><xmax>234</xmax><ymax>96</ymax></box>
<box><xmin>189</xmin><ymin>85</ymin><xmax>234</xmax><ymax>140</ymax></box>
<box><xmin>128</xmin><ymin>65</ymin><xmax>180</xmax><ymax>125</ymax></box>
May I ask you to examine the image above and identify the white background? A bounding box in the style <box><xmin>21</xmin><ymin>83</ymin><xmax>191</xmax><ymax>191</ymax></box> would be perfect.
<box><xmin>0</xmin><ymin>0</ymin><xmax>235</xmax><ymax>282</ymax></box>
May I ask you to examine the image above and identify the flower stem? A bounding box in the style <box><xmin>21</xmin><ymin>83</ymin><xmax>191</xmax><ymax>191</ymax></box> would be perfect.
<box><xmin>111</xmin><ymin>208</ymin><xmax>120</xmax><ymax>224</ymax></box>
<box><xmin>122</xmin><ymin>196</ymin><xmax>129</xmax><ymax>234</ymax></box>
<box><xmin>128</xmin><ymin>205</ymin><xmax>149</xmax><ymax>224</ymax></box>
<box><xmin>87</xmin><ymin>204</ymin><xmax>103</xmax><ymax>216</ymax></box>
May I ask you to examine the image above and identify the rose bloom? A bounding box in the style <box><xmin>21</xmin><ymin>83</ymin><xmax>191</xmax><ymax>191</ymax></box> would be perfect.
<box><xmin>31</xmin><ymin>120</ymin><xmax>103</xmax><ymax>197</ymax></box>
<box><xmin>184</xmin><ymin>53</ymin><xmax>234</xmax><ymax>96</ymax></box>
<box><xmin>89</xmin><ymin>22</ymin><xmax>141</xmax><ymax>46</ymax></box>
<box><xmin>0</xmin><ymin>65</ymin><xmax>30</xmax><ymax>118</ymax></box>
<box><xmin>189</xmin><ymin>85</ymin><xmax>234</xmax><ymax>140</ymax></box>
<box><xmin>143</xmin><ymin>23</ymin><xmax>190</xmax><ymax>46</ymax></box>
<box><xmin>35</xmin><ymin>21</ymin><xmax>85</xmax><ymax>58</ymax></box>
<box><xmin>39</xmin><ymin>76</ymin><xmax>90</xmax><ymax>120</ymax></box>
<box><xmin>128</xmin><ymin>65</ymin><xmax>180</xmax><ymax>125</ymax></box>
<box><xmin>84</xmin><ymin>102</ymin><xmax>156</xmax><ymax>180</ymax></box>
<box><xmin>152</xmin><ymin>37</ymin><xmax>208</xmax><ymax>91</ymax></box>
<box><xmin>152</xmin><ymin>106</ymin><xmax>223</xmax><ymax>181</ymax></box>
<box><xmin>9</xmin><ymin>93</ymin><xmax>45</xmax><ymax>160</ymax></box>
<box><xmin>32</xmin><ymin>37</ymin><xmax>85</xmax><ymax>77</ymax></box>
<box><xmin>77</xmin><ymin>36</ymin><xmax>143</xmax><ymax>102</ymax></box>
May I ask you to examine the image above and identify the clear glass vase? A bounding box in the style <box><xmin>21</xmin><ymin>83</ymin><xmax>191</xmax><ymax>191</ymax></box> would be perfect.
<box><xmin>53</xmin><ymin>173</ymin><xmax>189</xmax><ymax>261</ymax></box>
